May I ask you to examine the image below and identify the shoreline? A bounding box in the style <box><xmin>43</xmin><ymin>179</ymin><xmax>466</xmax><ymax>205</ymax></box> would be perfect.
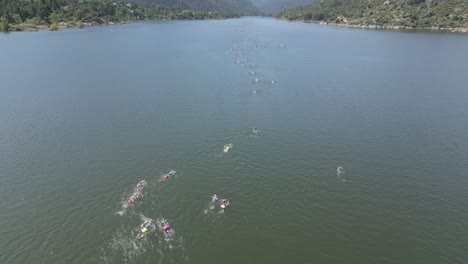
<box><xmin>1</xmin><ymin>18</ymin><xmax>236</xmax><ymax>33</ymax></box>
<box><xmin>278</xmin><ymin>18</ymin><xmax>468</xmax><ymax>33</ymax></box>
<box><xmin>4</xmin><ymin>17</ymin><xmax>468</xmax><ymax>34</ymax></box>
<box><xmin>6</xmin><ymin>21</ymin><xmax>113</xmax><ymax>32</ymax></box>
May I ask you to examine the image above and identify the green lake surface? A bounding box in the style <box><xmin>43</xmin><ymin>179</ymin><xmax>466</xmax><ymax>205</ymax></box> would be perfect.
<box><xmin>1</xmin><ymin>17</ymin><xmax>468</xmax><ymax>264</ymax></box>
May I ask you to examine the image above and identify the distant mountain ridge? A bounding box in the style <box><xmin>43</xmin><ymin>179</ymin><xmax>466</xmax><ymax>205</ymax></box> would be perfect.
<box><xmin>277</xmin><ymin>0</ymin><xmax>468</xmax><ymax>30</ymax></box>
<box><xmin>124</xmin><ymin>0</ymin><xmax>260</xmax><ymax>14</ymax></box>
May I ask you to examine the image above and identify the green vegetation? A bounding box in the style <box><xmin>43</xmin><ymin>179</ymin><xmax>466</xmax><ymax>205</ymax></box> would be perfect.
<box><xmin>250</xmin><ymin>0</ymin><xmax>319</xmax><ymax>15</ymax></box>
<box><xmin>277</xmin><ymin>0</ymin><xmax>468</xmax><ymax>30</ymax></box>
<box><xmin>130</xmin><ymin>0</ymin><xmax>259</xmax><ymax>14</ymax></box>
<box><xmin>0</xmin><ymin>16</ymin><xmax>8</xmax><ymax>31</ymax></box>
<box><xmin>0</xmin><ymin>0</ymin><xmax>242</xmax><ymax>32</ymax></box>
<box><xmin>50</xmin><ymin>22</ymin><xmax>58</xmax><ymax>31</ymax></box>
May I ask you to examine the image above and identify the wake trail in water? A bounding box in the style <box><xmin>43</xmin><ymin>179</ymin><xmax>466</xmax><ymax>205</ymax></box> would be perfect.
<box><xmin>337</xmin><ymin>166</ymin><xmax>346</xmax><ymax>182</ymax></box>
<box><xmin>155</xmin><ymin>217</ymin><xmax>189</xmax><ymax>262</ymax></box>
<box><xmin>97</xmin><ymin>223</ymin><xmax>152</xmax><ymax>263</ymax></box>
<box><xmin>116</xmin><ymin>180</ymin><xmax>147</xmax><ymax>216</ymax></box>
<box><xmin>204</xmin><ymin>195</ymin><xmax>230</xmax><ymax>218</ymax></box>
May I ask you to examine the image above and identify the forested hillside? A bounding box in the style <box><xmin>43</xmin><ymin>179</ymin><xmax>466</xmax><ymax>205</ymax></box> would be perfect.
<box><xmin>123</xmin><ymin>0</ymin><xmax>259</xmax><ymax>14</ymax></box>
<box><xmin>250</xmin><ymin>0</ymin><xmax>318</xmax><ymax>14</ymax></box>
<box><xmin>278</xmin><ymin>0</ymin><xmax>468</xmax><ymax>30</ymax></box>
<box><xmin>0</xmin><ymin>0</ymin><xmax>243</xmax><ymax>32</ymax></box>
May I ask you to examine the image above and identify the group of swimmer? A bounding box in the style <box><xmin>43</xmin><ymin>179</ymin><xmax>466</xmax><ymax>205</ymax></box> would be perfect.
<box><xmin>126</xmin><ymin>170</ymin><xmax>176</xmax><ymax>205</ymax></box>
<box><xmin>231</xmin><ymin>42</ymin><xmax>277</xmax><ymax>95</ymax></box>
<box><xmin>120</xmin><ymin>170</ymin><xmax>177</xmax><ymax>239</ymax></box>
<box><xmin>209</xmin><ymin>194</ymin><xmax>230</xmax><ymax>213</ymax></box>
<box><xmin>127</xmin><ymin>180</ymin><xmax>146</xmax><ymax>205</ymax></box>
<box><xmin>135</xmin><ymin>217</ymin><xmax>172</xmax><ymax>239</ymax></box>
<box><xmin>223</xmin><ymin>127</ymin><xmax>259</xmax><ymax>153</ymax></box>
<box><xmin>127</xmin><ymin>41</ymin><xmax>345</xmax><ymax>246</ymax></box>
<box><xmin>235</xmin><ymin>43</ymin><xmax>347</xmax><ymax>181</ymax></box>
<box><xmin>122</xmin><ymin>169</ymin><xmax>232</xmax><ymax>241</ymax></box>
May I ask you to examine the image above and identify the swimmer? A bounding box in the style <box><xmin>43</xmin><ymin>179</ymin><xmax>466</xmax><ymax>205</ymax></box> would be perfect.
<box><xmin>220</xmin><ymin>199</ymin><xmax>229</xmax><ymax>209</ymax></box>
<box><xmin>337</xmin><ymin>166</ymin><xmax>346</xmax><ymax>181</ymax></box>
<box><xmin>163</xmin><ymin>170</ymin><xmax>176</xmax><ymax>181</ymax></box>
<box><xmin>219</xmin><ymin>199</ymin><xmax>229</xmax><ymax>214</ymax></box>
<box><xmin>252</xmin><ymin>128</ymin><xmax>259</xmax><ymax>134</ymax></box>
<box><xmin>141</xmin><ymin>219</ymin><xmax>151</xmax><ymax>228</ymax></box>
<box><xmin>210</xmin><ymin>194</ymin><xmax>218</xmax><ymax>209</ymax></box>
<box><xmin>127</xmin><ymin>193</ymin><xmax>140</xmax><ymax>204</ymax></box>
<box><xmin>126</xmin><ymin>180</ymin><xmax>146</xmax><ymax>205</ymax></box>
<box><xmin>254</xmin><ymin>78</ymin><xmax>259</xmax><ymax>83</ymax></box>
<box><xmin>136</xmin><ymin>219</ymin><xmax>152</xmax><ymax>239</ymax></box>
<box><xmin>162</xmin><ymin>218</ymin><xmax>171</xmax><ymax>232</ymax></box>
<box><xmin>223</xmin><ymin>143</ymin><xmax>234</xmax><ymax>153</ymax></box>
<box><xmin>211</xmin><ymin>194</ymin><xmax>218</xmax><ymax>204</ymax></box>
<box><xmin>337</xmin><ymin>166</ymin><xmax>345</xmax><ymax>176</ymax></box>
<box><xmin>136</xmin><ymin>180</ymin><xmax>146</xmax><ymax>192</ymax></box>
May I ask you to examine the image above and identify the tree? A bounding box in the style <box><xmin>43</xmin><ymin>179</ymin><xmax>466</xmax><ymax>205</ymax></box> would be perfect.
<box><xmin>49</xmin><ymin>11</ymin><xmax>62</xmax><ymax>23</ymax></box>
<box><xmin>0</xmin><ymin>17</ymin><xmax>9</xmax><ymax>31</ymax></box>
<box><xmin>12</xmin><ymin>14</ymin><xmax>23</xmax><ymax>24</ymax></box>
<box><xmin>50</xmin><ymin>22</ymin><xmax>58</xmax><ymax>30</ymax></box>
<box><xmin>180</xmin><ymin>9</ymin><xmax>193</xmax><ymax>19</ymax></box>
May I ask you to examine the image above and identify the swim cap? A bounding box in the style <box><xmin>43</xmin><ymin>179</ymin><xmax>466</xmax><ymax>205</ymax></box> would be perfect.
<box><xmin>163</xmin><ymin>225</ymin><xmax>170</xmax><ymax>231</ymax></box>
<box><xmin>220</xmin><ymin>204</ymin><xmax>226</xmax><ymax>209</ymax></box>
<box><xmin>127</xmin><ymin>199</ymin><xmax>133</xmax><ymax>204</ymax></box>
<box><xmin>142</xmin><ymin>228</ymin><xmax>148</xmax><ymax>233</ymax></box>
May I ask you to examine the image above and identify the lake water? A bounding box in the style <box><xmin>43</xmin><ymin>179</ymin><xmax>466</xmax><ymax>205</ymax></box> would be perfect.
<box><xmin>1</xmin><ymin>18</ymin><xmax>468</xmax><ymax>264</ymax></box>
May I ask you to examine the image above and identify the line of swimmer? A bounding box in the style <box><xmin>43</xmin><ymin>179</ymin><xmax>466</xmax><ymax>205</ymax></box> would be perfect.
<box><xmin>230</xmin><ymin>41</ymin><xmax>348</xmax><ymax>181</ymax></box>
<box><xmin>229</xmin><ymin>41</ymin><xmax>281</xmax><ymax>94</ymax></box>
<box><xmin>119</xmin><ymin>170</ymin><xmax>231</xmax><ymax>240</ymax></box>
<box><xmin>119</xmin><ymin>41</ymin><xmax>347</xmax><ymax>245</ymax></box>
